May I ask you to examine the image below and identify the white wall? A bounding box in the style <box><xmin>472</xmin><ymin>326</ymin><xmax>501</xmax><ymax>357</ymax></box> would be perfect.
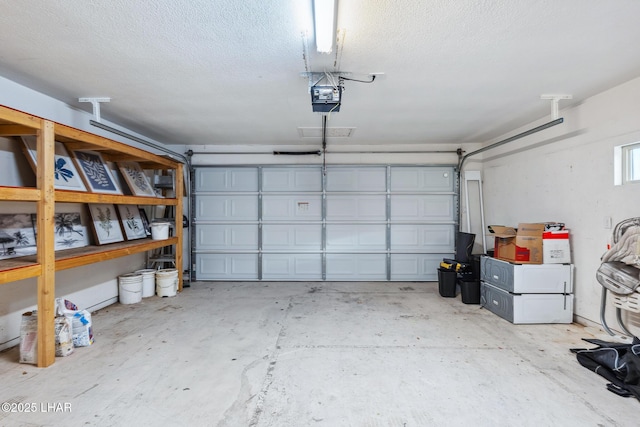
<box><xmin>0</xmin><ymin>78</ymin><xmax>164</xmax><ymax>352</ymax></box>
<box><xmin>477</xmin><ymin>76</ymin><xmax>640</xmax><ymax>334</ymax></box>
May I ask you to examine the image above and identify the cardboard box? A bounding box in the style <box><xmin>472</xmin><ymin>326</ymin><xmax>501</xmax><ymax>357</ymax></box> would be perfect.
<box><xmin>489</xmin><ymin>223</ymin><xmax>544</xmax><ymax>264</ymax></box>
<box><xmin>543</xmin><ymin>230</ymin><xmax>571</xmax><ymax>264</ymax></box>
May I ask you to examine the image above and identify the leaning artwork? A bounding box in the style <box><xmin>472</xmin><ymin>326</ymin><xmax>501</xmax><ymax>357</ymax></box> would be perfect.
<box><xmin>0</xmin><ymin>214</ymin><xmax>37</xmax><ymax>260</ymax></box>
<box><xmin>52</xmin><ymin>212</ymin><xmax>89</xmax><ymax>250</ymax></box>
<box><xmin>117</xmin><ymin>205</ymin><xmax>148</xmax><ymax>240</ymax></box>
<box><xmin>88</xmin><ymin>204</ymin><xmax>125</xmax><ymax>245</ymax></box>
<box><xmin>118</xmin><ymin>161</ymin><xmax>156</xmax><ymax>197</ymax></box>
<box><xmin>21</xmin><ymin>136</ymin><xmax>87</xmax><ymax>192</ymax></box>
<box><xmin>31</xmin><ymin>212</ymin><xmax>90</xmax><ymax>251</ymax></box>
<box><xmin>71</xmin><ymin>150</ymin><xmax>122</xmax><ymax>194</ymax></box>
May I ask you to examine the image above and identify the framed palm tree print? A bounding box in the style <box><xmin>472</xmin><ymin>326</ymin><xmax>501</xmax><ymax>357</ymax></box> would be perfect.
<box><xmin>70</xmin><ymin>150</ymin><xmax>122</xmax><ymax>194</ymax></box>
<box><xmin>31</xmin><ymin>212</ymin><xmax>89</xmax><ymax>251</ymax></box>
<box><xmin>0</xmin><ymin>213</ymin><xmax>37</xmax><ymax>260</ymax></box>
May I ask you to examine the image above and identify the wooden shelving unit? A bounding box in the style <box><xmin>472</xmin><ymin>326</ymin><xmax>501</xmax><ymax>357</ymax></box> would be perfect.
<box><xmin>0</xmin><ymin>104</ymin><xmax>184</xmax><ymax>367</ymax></box>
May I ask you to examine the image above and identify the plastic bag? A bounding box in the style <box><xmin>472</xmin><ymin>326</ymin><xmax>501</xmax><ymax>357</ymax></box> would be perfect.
<box><xmin>19</xmin><ymin>311</ymin><xmax>38</xmax><ymax>364</ymax></box>
<box><xmin>55</xmin><ymin>315</ymin><xmax>74</xmax><ymax>356</ymax></box>
<box><xmin>56</xmin><ymin>298</ymin><xmax>94</xmax><ymax>347</ymax></box>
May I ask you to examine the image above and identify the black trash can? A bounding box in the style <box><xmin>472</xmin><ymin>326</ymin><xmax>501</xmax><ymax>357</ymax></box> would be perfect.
<box><xmin>470</xmin><ymin>254</ymin><xmax>481</xmax><ymax>281</ymax></box>
<box><xmin>438</xmin><ymin>267</ymin><xmax>458</xmax><ymax>297</ymax></box>
<box><xmin>459</xmin><ymin>279</ymin><xmax>481</xmax><ymax>304</ymax></box>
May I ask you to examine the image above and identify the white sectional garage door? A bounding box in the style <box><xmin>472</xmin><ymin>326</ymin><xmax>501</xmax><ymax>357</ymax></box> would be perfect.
<box><xmin>193</xmin><ymin>166</ymin><xmax>457</xmax><ymax>281</ymax></box>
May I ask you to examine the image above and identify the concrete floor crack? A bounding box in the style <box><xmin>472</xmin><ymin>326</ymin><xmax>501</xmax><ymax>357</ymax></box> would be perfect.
<box><xmin>247</xmin><ymin>296</ymin><xmax>292</xmax><ymax>427</ymax></box>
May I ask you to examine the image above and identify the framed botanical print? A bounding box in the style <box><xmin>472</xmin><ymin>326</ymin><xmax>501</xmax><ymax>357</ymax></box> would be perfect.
<box><xmin>52</xmin><ymin>212</ymin><xmax>90</xmax><ymax>250</ymax></box>
<box><xmin>0</xmin><ymin>213</ymin><xmax>37</xmax><ymax>260</ymax></box>
<box><xmin>117</xmin><ymin>205</ymin><xmax>148</xmax><ymax>240</ymax></box>
<box><xmin>118</xmin><ymin>161</ymin><xmax>156</xmax><ymax>197</ymax></box>
<box><xmin>32</xmin><ymin>212</ymin><xmax>89</xmax><ymax>251</ymax></box>
<box><xmin>138</xmin><ymin>208</ymin><xmax>152</xmax><ymax>236</ymax></box>
<box><xmin>87</xmin><ymin>204</ymin><xmax>124</xmax><ymax>245</ymax></box>
<box><xmin>70</xmin><ymin>150</ymin><xmax>122</xmax><ymax>194</ymax></box>
<box><xmin>21</xmin><ymin>136</ymin><xmax>87</xmax><ymax>192</ymax></box>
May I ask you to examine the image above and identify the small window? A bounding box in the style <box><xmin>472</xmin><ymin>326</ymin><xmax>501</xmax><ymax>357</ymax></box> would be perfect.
<box><xmin>614</xmin><ymin>142</ymin><xmax>640</xmax><ymax>185</ymax></box>
<box><xmin>626</xmin><ymin>143</ymin><xmax>640</xmax><ymax>182</ymax></box>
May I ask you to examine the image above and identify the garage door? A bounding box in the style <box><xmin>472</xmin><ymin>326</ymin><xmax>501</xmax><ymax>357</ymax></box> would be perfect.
<box><xmin>193</xmin><ymin>165</ymin><xmax>457</xmax><ymax>281</ymax></box>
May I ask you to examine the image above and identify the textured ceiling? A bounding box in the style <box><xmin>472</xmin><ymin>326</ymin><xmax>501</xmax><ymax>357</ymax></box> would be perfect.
<box><xmin>1</xmin><ymin>0</ymin><xmax>640</xmax><ymax>147</ymax></box>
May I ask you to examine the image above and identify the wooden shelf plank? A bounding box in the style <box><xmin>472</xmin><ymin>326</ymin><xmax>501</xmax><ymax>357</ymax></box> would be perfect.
<box><xmin>0</xmin><ymin>105</ymin><xmax>42</xmax><ymax>129</ymax></box>
<box><xmin>0</xmin><ymin>238</ymin><xmax>178</xmax><ymax>278</ymax></box>
<box><xmin>55</xmin><ymin>191</ymin><xmax>177</xmax><ymax>206</ymax></box>
<box><xmin>0</xmin><ymin>186</ymin><xmax>40</xmax><ymax>201</ymax></box>
<box><xmin>54</xmin><ymin>237</ymin><xmax>179</xmax><ymax>271</ymax></box>
<box><xmin>0</xmin><ymin>124</ymin><xmax>37</xmax><ymax>136</ymax></box>
<box><xmin>54</xmin><ymin>124</ymin><xmax>178</xmax><ymax>169</ymax></box>
<box><xmin>0</xmin><ymin>263</ymin><xmax>42</xmax><ymax>284</ymax></box>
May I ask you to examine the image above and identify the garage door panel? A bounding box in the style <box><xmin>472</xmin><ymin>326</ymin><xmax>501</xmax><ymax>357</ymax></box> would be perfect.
<box><xmin>262</xmin><ymin>167</ymin><xmax>321</xmax><ymax>191</ymax></box>
<box><xmin>326</xmin><ymin>224</ymin><xmax>386</xmax><ymax>250</ymax></box>
<box><xmin>326</xmin><ymin>254</ymin><xmax>387</xmax><ymax>280</ymax></box>
<box><xmin>262</xmin><ymin>195</ymin><xmax>322</xmax><ymax>220</ymax></box>
<box><xmin>391</xmin><ymin>224</ymin><xmax>455</xmax><ymax>251</ymax></box>
<box><xmin>326</xmin><ymin>195</ymin><xmax>386</xmax><ymax>220</ymax></box>
<box><xmin>325</xmin><ymin>167</ymin><xmax>386</xmax><ymax>191</ymax></box>
<box><xmin>195</xmin><ymin>167</ymin><xmax>258</xmax><ymax>192</ymax></box>
<box><xmin>196</xmin><ymin>195</ymin><xmax>258</xmax><ymax>221</ymax></box>
<box><xmin>196</xmin><ymin>224</ymin><xmax>258</xmax><ymax>250</ymax></box>
<box><xmin>195</xmin><ymin>253</ymin><xmax>258</xmax><ymax>280</ymax></box>
<box><xmin>262</xmin><ymin>254</ymin><xmax>322</xmax><ymax>279</ymax></box>
<box><xmin>390</xmin><ymin>195</ymin><xmax>454</xmax><ymax>221</ymax></box>
<box><xmin>390</xmin><ymin>254</ymin><xmax>442</xmax><ymax>281</ymax></box>
<box><xmin>390</xmin><ymin>167</ymin><xmax>454</xmax><ymax>192</ymax></box>
<box><xmin>262</xmin><ymin>224</ymin><xmax>322</xmax><ymax>250</ymax></box>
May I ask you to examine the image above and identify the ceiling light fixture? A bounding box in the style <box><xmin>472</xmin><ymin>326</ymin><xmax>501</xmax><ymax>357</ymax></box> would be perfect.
<box><xmin>313</xmin><ymin>0</ymin><xmax>337</xmax><ymax>53</ymax></box>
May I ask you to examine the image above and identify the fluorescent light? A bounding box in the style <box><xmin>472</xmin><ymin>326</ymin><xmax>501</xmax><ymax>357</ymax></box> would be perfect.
<box><xmin>313</xmin><ymin>0</ymin><xmax>336</xmax><ymax>53</ymax></box>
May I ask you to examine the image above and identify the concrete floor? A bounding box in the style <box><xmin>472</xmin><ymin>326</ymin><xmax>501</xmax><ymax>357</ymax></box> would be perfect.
<box><xmin>0</xmin><ymin>281</ymin><xmax>637</xmax><ymax>427</ymax></box>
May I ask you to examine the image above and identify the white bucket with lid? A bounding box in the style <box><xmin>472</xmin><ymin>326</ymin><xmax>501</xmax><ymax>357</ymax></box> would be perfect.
<box><xmin>156</xmin><ymin>268</ymin><xmax>178</xmax><ymax>297</ymax></box>
<box><xmin>135</xmin><ymin>269</ymin><xmax>156</xmax><ymax>297</ymax></box>
<box><xmin>151</xmin><ymin>222</ymin><xmax>170</xmax><ymax>240</ymax></box>
<box><xmin>118</xmin><ymin>273</ymin><xmax>143</xmax><ymax>304</ymax></box>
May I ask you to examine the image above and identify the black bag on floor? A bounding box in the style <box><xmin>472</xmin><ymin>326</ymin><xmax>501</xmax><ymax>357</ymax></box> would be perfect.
<box><xmin>571</xmin><ymin>338</ymin><xmax>640</xmax><ymax>400</ymax></box>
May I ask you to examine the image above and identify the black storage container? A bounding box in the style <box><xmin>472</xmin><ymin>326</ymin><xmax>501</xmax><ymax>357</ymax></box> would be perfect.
<box><xmin>470</xmin><ymin>254</ymin><xmax>481</xmax><ymax>281</ymax></box>
<box><xmin>459</xmin><ymin>279</ymin><xmax>481</xmax><ymax>304</ymax></box>
<box><xmin>455</xmin><ymin>232</ymin><xmax>476</xmax><ymax>263</ymax></box>
<box><xmin>438</xmin><ymin>267</ymin><xmax>458</xmax><ymax>297</ymax></box>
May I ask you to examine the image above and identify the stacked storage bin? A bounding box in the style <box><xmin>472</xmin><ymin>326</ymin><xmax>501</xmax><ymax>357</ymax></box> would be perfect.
<box><xmin>437</xmin><ymin>232</ymin><xmax>480</xmax><ymax>303</ymax></box>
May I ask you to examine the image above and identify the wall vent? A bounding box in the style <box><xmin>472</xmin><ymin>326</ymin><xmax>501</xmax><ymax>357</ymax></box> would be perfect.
<box><xmin>298</xmin><ymin>127</ymin><xmax>356</xmax><ymax>138</ymax></box>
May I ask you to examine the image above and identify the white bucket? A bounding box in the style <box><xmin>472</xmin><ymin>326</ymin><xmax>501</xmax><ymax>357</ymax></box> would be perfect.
<box><xmin>135</xmin><ymin>269</ymin><xmax>156</xmax><ymax>297</ymax></box>
<box><xmin>151</xmin><ymin>222</ymin><xmax>170</xmax><ymax>240</ymax></box>
<box><xmin>118</xmin><ymin>273</ymin><xmax>143</xmax><ymax>304</ymax></box>
<box><xmin>156</xmin><ymin>268</ymin><xmax>178</xmax><ymax>297</ymax></box>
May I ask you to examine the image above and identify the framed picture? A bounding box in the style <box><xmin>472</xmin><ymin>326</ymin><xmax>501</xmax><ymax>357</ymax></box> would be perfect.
<box><xmin>118</xmin><ymin>161</ymin><xmax>156</xmax><ymax>197</ymax></box>
<box><xmin>117</xmin><ymin>205</ymin><xmax>148</xmax><ymax>240</ymax></box>
<box><xmin>0</xmin><ymin>214</ymin><xmax>37</xmax><ymax>260</ymax></box>
<box><xmin>138</xmin><ymin>208</ymin><xmax>152</xmax><ymax>237</ymax></box>
<box><xmin>21</xmin><ymin>136</ymin><xmax>87</xmax><ymax>192</ymax></box>
<box><xmin>31</xmin><ymin>212</ymin><xmax>89</xmax><ymax>251</ymax></box>
<box><xmin>87</xmin><ymin>204</ymin><xmax>124</xmax><ymax>245</ymax></box>
<box><xmin>70</xmin><ymin>150</ymin><xmax>122</xmax><ymax>194</ymax></box>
